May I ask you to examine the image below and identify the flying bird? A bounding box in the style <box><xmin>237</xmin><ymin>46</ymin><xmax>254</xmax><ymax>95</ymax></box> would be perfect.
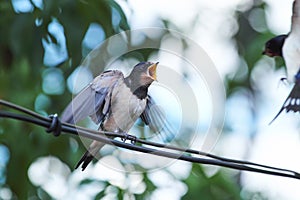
<box><xmin>263</xmin><ymin>34</ymin><xmax>287</xmax><ymax>57</ymax></box>
<box><xmin>263</xmin><ymin>0</ymin><xmax>300</xmax><ymax>123</ymax></box>
<box><xmin>61</xmin><ymin>62</ymin><xmax>167</xmax><ymax>171</ymax></box>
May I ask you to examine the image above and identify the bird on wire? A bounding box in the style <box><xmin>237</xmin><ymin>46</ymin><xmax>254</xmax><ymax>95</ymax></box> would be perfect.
<box><xmin>263</xmin><ymin>0</ymin><xmax>300</xmax><ymax>123</ymax></box>
<box><xmin>61</xmin><ymin>62</ymin><xmax>169</xmax><ymax>171</ymax></box>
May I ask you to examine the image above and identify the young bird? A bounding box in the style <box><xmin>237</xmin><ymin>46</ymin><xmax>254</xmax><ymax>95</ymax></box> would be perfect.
<box><xmin>263</xmin><ymin>0</ymin><xmax>300</xmax><ymax>123</ymax></box>
<box><xmin>62</xmin><ymin>62</ymin><xmax>165</xmax><ymax>171</ymax></box>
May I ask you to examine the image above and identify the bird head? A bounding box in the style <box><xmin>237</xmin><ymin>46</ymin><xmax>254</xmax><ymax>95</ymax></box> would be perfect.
<box><xmin>128</xmin><ymin>62</ymin><xmax>158</xmax><ymax>86</ymax></box>
<box><xmin>262</xmin><ymin>35</ymin><xmax>288</xmax><ymax>57</ymax></box>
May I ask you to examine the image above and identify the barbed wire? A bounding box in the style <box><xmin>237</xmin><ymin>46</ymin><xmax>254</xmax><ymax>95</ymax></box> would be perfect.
<box><xmin>0</xmin><ymin>99</ymin><xmax>300</xmax><ymax>180</ymax></box>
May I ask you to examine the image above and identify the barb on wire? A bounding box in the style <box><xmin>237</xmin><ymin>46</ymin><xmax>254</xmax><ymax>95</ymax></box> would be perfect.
<box><xmin>0</xmin><ymin>99</ymin><xmax>300</xmax><ymax>180</ymax></box>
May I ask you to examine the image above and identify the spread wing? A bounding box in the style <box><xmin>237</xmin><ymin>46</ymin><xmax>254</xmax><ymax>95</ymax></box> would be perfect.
<box><xmin>61</xmin><ymin>70</ymin><xmax>124</xmax><ymax>124</ymax></box>
<box><xmin>140</xmin><ymin>95</ymin><xmax>175</xmax><ymax>142</ymax></box>
<box><xmin>291</xmin><ymin>0</ymin><xmax>300</xmax><ymax>33</ymax></box>
<box><xmin>270</xmin><ymin>80</ymin><xmax>300</xmax><ymax>124</ymax></box>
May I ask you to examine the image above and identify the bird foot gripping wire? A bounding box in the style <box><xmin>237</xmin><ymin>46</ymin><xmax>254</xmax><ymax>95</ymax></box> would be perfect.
<box><xmin>46</xmin><ymin>114</ymin><xmax>62</xmax><ymax>137</ymax></box>
<box><xmin>121</xmin><ymin>132</ymin><xmax>137</xmax><ymax>144</ymax></box>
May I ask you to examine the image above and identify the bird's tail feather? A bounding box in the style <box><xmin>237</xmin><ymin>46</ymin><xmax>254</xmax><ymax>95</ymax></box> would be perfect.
<box><xmin>75</xmin><ymin>141</ymin><xmax>105</xmax><ymax>171</ymax></box>
<box><xmin>270</xmin><ymin>79</ymin><xmax>300</xmax><ymax>124</ymax></box>
<box><xmin>75</xmin><ymin>151</ymin><xmax>94</xmax><ymax>171</ymax></box>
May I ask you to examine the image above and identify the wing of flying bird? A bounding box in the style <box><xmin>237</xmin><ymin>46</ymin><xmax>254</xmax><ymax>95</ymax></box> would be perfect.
<box><xmin>61</xmin><ymin>70</ymin><xmax>124</xmax><ymax>124</ymax></box>
<box><xmin>291</xmin><ymin>0</ymin><xmax>300</xmax><ymax>33</ymax></box>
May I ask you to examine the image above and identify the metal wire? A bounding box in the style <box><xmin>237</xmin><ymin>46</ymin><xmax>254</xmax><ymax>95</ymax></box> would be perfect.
<box><xmin>1</xmin><ymin>99</ymin><xmax>300</xmax><ymax>180</ymax></box>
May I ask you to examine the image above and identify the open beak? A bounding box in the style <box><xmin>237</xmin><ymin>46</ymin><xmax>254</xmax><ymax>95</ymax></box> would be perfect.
<box><xmin>148</xmin><ymin>62</ymin><xmax>158</xmax><ymax>81</ymax></box>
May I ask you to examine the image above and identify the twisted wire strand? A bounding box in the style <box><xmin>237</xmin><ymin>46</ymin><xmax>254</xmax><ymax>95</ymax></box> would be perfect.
<box><xmin>0</xmin><ymin>99</ymin><xmax>299</xmax><ymax>180</ymax></box>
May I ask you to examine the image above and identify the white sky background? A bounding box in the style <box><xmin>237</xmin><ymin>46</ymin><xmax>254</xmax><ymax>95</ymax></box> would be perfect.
<box><xmin>124</xmin><ymin>0</ymin><xmax>300</xmax><ymax>199</ymax></box>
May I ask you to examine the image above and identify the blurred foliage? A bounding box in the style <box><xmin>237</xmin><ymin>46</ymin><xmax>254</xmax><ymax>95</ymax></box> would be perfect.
<box><xmin>182</xmin><ymin>165</ymin><xmax>240</xmax><ymax>200</ymax></box>
<box><xmin>226</xmin><ymin>0</ymin><xmax>286</xmax><ymax>138</ymax></box>
<box><xmin>228</xmin><ymin>1</ymin><xmax>270</xmax><ymax>96</ymax></box>
<box><xmin>0</xmin><ymin>0</ymin><xmax>283</xmax><ymax>199</ymax></box>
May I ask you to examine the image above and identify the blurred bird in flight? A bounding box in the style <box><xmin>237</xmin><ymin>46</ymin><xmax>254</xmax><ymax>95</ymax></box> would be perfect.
<box><xmin>263</xmin><ymin>0</ymin><xmax>300</xmax><ymax>123</ymax></box>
